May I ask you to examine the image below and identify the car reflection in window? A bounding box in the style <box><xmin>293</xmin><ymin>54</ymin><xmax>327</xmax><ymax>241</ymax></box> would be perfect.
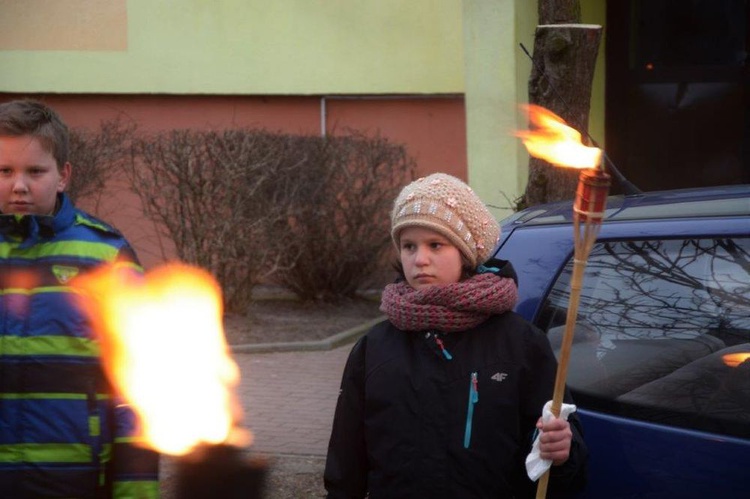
<box><xmin>539</xmin><ymin>237</ymin><xmax>750</xmax><ymax>439</ymax></box>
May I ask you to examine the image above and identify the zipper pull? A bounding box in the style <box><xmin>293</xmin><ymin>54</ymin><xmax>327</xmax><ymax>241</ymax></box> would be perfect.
<box><xmin>464</xmin><ymin>371</ymin><xmax>479</xmax><ymax>448</ymax></box>
<box><xmin>435</xmin><ymin>336</ymin><xmax>453</xmax><ymax>360</ymax></box>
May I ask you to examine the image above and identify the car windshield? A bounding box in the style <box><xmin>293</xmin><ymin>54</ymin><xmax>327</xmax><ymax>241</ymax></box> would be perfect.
<box><xmin>537</xmin><ymin>237</ymin><xmax>750</xmax><ymax>438</ymax></box>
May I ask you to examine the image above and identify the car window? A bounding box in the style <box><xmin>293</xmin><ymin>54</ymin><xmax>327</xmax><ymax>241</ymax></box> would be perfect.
<box><xmin>537</xmin><ymin>237</ymin><xmax>750</xmax><ymax>439</ymax></box>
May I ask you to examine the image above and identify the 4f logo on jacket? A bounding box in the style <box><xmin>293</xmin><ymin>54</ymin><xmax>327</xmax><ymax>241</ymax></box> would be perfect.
<box><xmin>491</xmin><ymin>372</ymin><xmax>508</xmax><ymax>382</ymax></box>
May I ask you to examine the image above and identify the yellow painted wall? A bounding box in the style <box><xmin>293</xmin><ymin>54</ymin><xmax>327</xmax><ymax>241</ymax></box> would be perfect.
<box><xmin>0</xmin><ymin>0</ymin><xmax>464</xmax><ymax>94</ymax></box>
<box><xmin>582</xmin><ymin>0</ymin><xmax>606</xmax><ymax>149</ymax></box>
<box><xmin>463</xmin><ymin>0</ymin><xmax>537</xmax><ymax>220</ymax></box>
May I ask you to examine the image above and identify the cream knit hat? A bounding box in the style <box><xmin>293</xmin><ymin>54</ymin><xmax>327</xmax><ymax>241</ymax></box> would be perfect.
<box><xmin>391</xmin><ymin>173</ymin><xmax>500</xmax><ymax>267</ymax></box>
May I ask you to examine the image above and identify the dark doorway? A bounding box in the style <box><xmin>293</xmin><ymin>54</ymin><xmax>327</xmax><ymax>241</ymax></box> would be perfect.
<box><xmin>606</xmin><ymin>0</ymin><xmax>750</xmax><ymax>192</ymax></box>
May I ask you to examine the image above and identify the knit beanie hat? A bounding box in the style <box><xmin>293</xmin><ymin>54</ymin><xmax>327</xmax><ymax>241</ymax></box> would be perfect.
<box><xmin>391</xmin><ymin>173</ymin><xmax>500</xmax><ymax>267</ymax></box>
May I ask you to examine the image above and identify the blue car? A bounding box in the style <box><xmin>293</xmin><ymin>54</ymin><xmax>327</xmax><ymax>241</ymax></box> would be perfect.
<box><xmin>493</xmin><ymin>184</ymin><xmax>750</xmax><ymax>498</ymax></box>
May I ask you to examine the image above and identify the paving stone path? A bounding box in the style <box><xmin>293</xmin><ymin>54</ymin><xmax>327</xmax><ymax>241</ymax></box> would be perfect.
<box><xmin>235</xmin><ymin>346</ymin><xmax>351</xmax><ymax>457</ymax></box>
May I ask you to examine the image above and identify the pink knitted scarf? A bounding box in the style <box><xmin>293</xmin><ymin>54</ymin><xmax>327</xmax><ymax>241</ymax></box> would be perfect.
<box><xmin>379</xmin><ymin>273</ymin><xmax>519</xmax><ymax>333</ymax></box>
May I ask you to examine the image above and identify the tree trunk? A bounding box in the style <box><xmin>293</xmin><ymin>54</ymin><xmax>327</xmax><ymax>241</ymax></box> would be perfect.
<box><xmin>523</xmin><ymin>24</ymin><xmax>602</xmax><ymax>207</ymax></box>
<box><xmin>539</xmin><ymin>0</ymin><xmax>580</xmax><ymax>24</ymax></box>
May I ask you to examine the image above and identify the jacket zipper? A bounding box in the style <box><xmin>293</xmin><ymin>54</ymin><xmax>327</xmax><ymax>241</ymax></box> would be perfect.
<box><xmin>434</xmin><ymin>336</ymin><xmax>453</xmax><ymax>360</ymax></box>
<box><xmin>464</xmin><ymin>371</ymin><xmax>479</xmax><ymax>448</ymax></box>
<box><xmin>87</xmin><ymin>385</ymin><xmax>103</xmax><ymax>490</ymax></box>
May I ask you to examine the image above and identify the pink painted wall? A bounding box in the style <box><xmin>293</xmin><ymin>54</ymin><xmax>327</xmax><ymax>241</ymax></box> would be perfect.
<box><xmin>324</xmin><ymin>96</ymin><xmax>466</xmax><ymax>180</ymax></box>
<box><xmin>0</xmin><ymin>93</ymin><xmax>466</xmax><ymax>268</ymax></box>
<box><xmin>19</xmin><ymin>95</ymin><xmax>322</xmax><ymax>134</ymax></box>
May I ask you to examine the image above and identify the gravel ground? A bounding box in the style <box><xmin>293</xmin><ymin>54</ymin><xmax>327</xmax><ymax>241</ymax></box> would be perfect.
<box><xmin>263</xmin><ymin>455</ymin><xmax>328</xmax><ymax>499</ymax></box>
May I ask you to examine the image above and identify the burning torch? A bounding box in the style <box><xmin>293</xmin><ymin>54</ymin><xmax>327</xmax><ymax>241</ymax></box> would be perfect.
<box><xmin>73</xmin><ymin>263</ymin><xmax>268</xmax><ymax>499</ymax></box>
<box><xmin>517</xmin><ymin>104</ymin><xmax>611</xmax><ymax>498</ymax></box>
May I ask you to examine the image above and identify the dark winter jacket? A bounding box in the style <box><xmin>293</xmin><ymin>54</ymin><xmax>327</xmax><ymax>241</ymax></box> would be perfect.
<box><xmin>0</xmin><ymin>194</ymin><xmax>159</xmax><ymax>498</ymax></box>
<box><xmin>324</xmin><ymin>311</ymin><xmax>587</xmax><ymax>499</ymax></box>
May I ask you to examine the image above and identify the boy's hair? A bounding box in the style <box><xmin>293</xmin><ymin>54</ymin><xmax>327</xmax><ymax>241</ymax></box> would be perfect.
<box><xmin>0</xmin><ymin>99</ymin><xmax>70</xmax><ymax>169</ymax></box>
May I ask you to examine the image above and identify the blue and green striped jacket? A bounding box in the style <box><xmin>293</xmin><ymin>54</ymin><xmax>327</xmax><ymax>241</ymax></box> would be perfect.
<box><xmin>0</xmin><ymin>194</ymin><xmax>159</xmax><ymax>498</ymax></box>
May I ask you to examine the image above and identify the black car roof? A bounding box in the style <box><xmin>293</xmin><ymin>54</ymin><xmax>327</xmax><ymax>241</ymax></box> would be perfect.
<box><xmin>504</xmin><ymin>184</ymin><xmax>750</xmax><ymax>227</ymax></box>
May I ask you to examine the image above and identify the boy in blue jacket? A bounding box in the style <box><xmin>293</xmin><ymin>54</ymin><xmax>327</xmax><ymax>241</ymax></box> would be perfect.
<box><xmin>0</xmin><ymin>99</ymin><xmax>159</xmax><ymax>498</ymax></box>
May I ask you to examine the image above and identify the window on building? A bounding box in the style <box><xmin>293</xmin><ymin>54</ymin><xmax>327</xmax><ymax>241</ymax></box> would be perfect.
<box><xmin>633</xmin><ymin>0</ymin><xmax>747</xmax><ymax>69</ymax></box>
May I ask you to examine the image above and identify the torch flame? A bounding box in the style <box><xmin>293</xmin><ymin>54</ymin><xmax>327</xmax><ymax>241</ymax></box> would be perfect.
<box><xmin>722</xmin><ymin>352</ymin><xmax>750</xmax><ymax>368</ymax></box>
<box><xmin>517</xmin><ymin>104</ymin><xmax>603</xmax><ymax>169</ymax></box>
<box><xmin>73</xmin><ymin>263</ymin><xmax>250</xmax><ymax>456</ymax></box>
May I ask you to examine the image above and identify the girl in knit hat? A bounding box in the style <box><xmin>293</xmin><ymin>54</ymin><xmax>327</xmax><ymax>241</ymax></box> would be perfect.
<box><xmin>324</xmin><ymin>173</ymin><xmax>588</xmax><ymax>499</ymax></box>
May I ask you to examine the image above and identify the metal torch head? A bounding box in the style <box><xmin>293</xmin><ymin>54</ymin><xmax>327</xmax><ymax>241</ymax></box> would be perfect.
<box><xmin>574</xmin><ymin>168</ymin><xmax>611</xmax><ymax>223</ymax></box>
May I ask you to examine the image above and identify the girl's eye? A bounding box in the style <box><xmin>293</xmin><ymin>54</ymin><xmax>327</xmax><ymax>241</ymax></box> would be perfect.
<box><xmin>430</xmin><ymin>242</ymin><xmax>443</xmax><ymax>249</ymax></box>
<box><xmin>401</xmin><ymin>242</ymin><xmax>415</xmax><ymax>251</ymax></box>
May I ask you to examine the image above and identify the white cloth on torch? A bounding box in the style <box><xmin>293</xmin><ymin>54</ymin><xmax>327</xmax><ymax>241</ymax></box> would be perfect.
<box><xmin>525</xmin><ymin>400</ymin><xmax>577</xmax><ymax>481</ymax></box>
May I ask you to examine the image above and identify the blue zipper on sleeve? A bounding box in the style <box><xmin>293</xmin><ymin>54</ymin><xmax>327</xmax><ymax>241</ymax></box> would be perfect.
<box><xmin>464</xmin><ymin>371</ymin><xmax>479</xmax><ymax>448</ymax></box>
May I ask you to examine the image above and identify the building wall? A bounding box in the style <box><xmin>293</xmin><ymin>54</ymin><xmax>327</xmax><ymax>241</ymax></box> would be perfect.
<box><xmin>323</xmin><ymin>96</ymin><xmax>467</xmax><ymax>178</ymax></box>
<box><xmin>0</xmin><ymin>0</ymin><xmax>471</xmax><ymax>266</ymax></box>
<box><xmin>0</xmin><ymin>0</ymin><xmax>607</xmax><ymax>266</ymax></box>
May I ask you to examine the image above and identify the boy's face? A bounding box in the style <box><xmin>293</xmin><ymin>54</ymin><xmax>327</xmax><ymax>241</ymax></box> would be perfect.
<box><xmin>0</xmin><ymin>135</ymin><xmax>71</xmax><ymax>216</ymax></box>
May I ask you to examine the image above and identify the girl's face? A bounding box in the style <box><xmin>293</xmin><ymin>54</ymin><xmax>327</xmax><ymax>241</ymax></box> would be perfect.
<box><xmin>399</xmin><ymin>226</ymin><xmax>463</xmax><ymax>291</ymax></box>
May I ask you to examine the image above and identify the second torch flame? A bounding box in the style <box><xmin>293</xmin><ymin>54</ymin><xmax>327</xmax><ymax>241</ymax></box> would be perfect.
<box><xmin>73</xmin><ymin>263</ymin><xmax>250</xmax><ymax>456</ymax></box>
<box><xmin>517</xmin><ymin>104</ymin><xmax>603</xmax><ymax>170</ymax></box>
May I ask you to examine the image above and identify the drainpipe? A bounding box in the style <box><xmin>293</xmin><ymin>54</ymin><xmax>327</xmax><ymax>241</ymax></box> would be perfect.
<box><xmin>320</xmin><ymin>96</ymin><xmax>327</xmax><ymax>137</ymax></box>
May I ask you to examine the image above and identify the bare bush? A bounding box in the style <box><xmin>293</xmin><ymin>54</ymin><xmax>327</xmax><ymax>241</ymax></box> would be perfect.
<box><xmin>125</xmin><ymin>129</ymin><xmax>300</xmax><ymax>313</ymax></box>
<box><xmin>68</xmin><ymin>119</ymin><xmax>135</xmax><ymax>207</ymax></box>
<box><xmin>271</xmin><ymin>131</ymin><xmax>416</xmax><ymax>302</ymax></box>
<box><xmin>123</xmin><ymin>126</ymin><xmax>414</xmax><ymax>309</ymax></box>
